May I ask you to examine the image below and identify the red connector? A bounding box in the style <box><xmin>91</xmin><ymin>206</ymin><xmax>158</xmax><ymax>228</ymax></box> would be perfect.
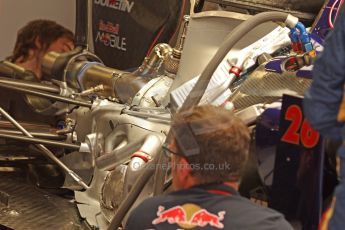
<box><xmin>291</xmin><ymin>42</ymin><xmax>303</xmax><ymax>53</ymax></box>
<box><xmin>229</xmin><ymin>66</ymin><xmax>242</xmax><ymax>77</ymax></box>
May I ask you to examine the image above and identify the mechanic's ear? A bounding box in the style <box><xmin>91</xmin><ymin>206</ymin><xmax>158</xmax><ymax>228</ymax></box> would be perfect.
<box><xmin>34</xmin><ymin>36</ymin><xmax>43</xmax><ymax>49</ymax></box>
<box><xmin>179</xmin><ymin>157</ymin><xmax>192</xmax><ymax>176</ymax></box>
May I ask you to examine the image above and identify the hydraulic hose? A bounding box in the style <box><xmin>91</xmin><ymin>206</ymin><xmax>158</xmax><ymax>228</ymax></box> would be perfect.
<box><xmin>180</xmin><ymin>11</ymin><xmax>292</xmax><ymax>111</ymax></box>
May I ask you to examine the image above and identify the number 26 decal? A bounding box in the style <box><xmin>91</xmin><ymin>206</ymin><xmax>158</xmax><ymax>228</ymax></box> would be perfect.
<box><xmin>281</xmin><ymin>105</ymin><xmax>320</xmax><ymax>148</ymax></box>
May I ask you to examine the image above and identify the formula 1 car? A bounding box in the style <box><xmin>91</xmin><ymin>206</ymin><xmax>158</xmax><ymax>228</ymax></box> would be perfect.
<box><xmin>0</xmin><ymin>0</ymin><xmax>337</xmax><ymax>229</ymax></box>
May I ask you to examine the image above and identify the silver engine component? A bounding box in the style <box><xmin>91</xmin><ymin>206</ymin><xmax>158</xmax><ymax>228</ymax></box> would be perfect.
<box><xmin>133</xmin><ymin>43</ymin><xmax>173</xmax><ymax>76</ymax></box>
<box><xmin>41</xmin><ymin>42</ymin><xmax>172</xmax><ymax>105</ymax></box>
<box><xmin>65</xmin><ymin>99</ymin><xmax>169</xmax><ymax>228</ymax></box>
<box><xmin>100</xmin><ymin>165</ymin><xmax>127</xmax><ymax>222</ymax></box>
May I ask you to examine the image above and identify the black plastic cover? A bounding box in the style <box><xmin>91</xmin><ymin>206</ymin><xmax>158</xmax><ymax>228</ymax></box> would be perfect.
<box><xmin>92</xmin><ymin>0</ymin><xmax>187</xmax><ymax>70</ymax></box>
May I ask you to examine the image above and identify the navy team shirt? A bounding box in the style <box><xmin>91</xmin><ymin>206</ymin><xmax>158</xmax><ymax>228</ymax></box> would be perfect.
<box><xmin>125</xmin><ymin>183</ymin><xmax>292</xmax><ymax>230</ymax></box>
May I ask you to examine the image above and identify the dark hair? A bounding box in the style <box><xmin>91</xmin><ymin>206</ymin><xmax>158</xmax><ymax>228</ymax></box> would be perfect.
<box><xmin>9</xmin><ymin>19</ymin><xmax>74</xmax><ymax>62</ymax></box>
<box><xmin>172</xmin><ymin>105</ymin><xmax>250</xmax><ymax>183</ymax></box>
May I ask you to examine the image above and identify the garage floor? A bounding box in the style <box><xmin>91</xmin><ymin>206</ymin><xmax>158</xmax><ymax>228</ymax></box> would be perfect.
<box><xmin>0</xmin><ymin>172</ymin><xmax>87</xmax><ymax>230</ymax></box>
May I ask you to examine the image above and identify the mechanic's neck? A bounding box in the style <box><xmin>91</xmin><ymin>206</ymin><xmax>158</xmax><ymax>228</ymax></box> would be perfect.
<box><xmin>184</xmin><ymin>178</ymin><xmax>239</xmax><ymax>191</ymax></box>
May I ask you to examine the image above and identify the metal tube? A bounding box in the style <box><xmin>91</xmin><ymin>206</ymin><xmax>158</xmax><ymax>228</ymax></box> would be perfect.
<box><xmin>104</xmin><ymin>130</ymin><xmax>126</xmax><ymax>153</ymax></box>
<box><xmin>0</xmin><ymin>129</ymin><xmax>66</xmax><ymax>140</ymax></box>
<box><xmin>0</xmin><ymin>120</ymin><xmax>56</xmax><ymax>132</ymax></box>
<box><xmin>0</xmin><ymin>133</ymin><xmax>79</xmax><ymax>150</ymax></box>
<box><xmin>0</xmin><ymin>107</ymin><xmax>89</xmax><ymax>190</ymax></box>
<box><xmin>133</xmin><ymin>43</ymin><xmax>172</xmax><ymax>76</ymax></box>
<box><xmin>123</xmin><ymin>133</ymin><xmax>162</xmax><ymax>193</ymax></box>
<box><xmin>0</xmin><ymin>83</ymin><xmax>92</xmax><ymax>108</ymax></box>
<box><xmin>96</xmin><ymin>137</ymin><xmax>144</xmax><ymax>171</ymax></box>
<box><xmin>0</xmin><ymin>77</ymin><xmax>60</xmax><ymax>93</ymax></box>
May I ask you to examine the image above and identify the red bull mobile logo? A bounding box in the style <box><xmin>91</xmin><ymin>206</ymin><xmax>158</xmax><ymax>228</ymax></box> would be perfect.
<box><xmin>152</xmin><ymin>204</ymin><xmax>226</xmax><ymax>229</ymax></box>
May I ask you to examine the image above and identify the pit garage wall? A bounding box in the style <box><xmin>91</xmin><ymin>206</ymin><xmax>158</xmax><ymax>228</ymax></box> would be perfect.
<box><xmin>0</xmin><ymin>0</ymin><xmax>75</xmax><ymax>60</ymax></box>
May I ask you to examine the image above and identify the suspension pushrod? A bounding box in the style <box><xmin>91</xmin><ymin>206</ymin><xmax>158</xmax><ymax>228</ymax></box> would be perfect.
<box><xmin>0</xmin><ymin>83</ymin><xmax>92</xmax><ymax>108</ymax></box>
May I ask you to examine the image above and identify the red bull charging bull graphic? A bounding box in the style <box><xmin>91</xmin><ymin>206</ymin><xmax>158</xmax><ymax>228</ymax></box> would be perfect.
<box><xmin>152</xmin><ymin>204</ymin><xmax>226</xmax><ymax>229</ymax></box>
<box><xmin>152</xmin><ymin>206</ymin><xmax>187</xmax><ymax>225</ymax></box>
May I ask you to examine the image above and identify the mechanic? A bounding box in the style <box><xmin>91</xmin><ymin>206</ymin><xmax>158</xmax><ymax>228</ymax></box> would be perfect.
<box><xmin>7</xmin><ymin>19</ymin><xmax>74</xmax><ymax>80</ymax></box>
<box><xmin>0</xmin><ymin>19</ymin><xmax>74</xmax><ymax>125</ymax></box>
<box><xmin>303</xmin><ymin>5</ymin><xmax>345</xmax><ymax>230</ymax></box>
<box><xmin>125</xmin><ymin>105</ymin><xmax>293</xmax><ymax>230</ymax></box>
<box><xmin>0</xmin><ymin>20</ymin><xmax>75</xmax><ymax>186</ymax></box>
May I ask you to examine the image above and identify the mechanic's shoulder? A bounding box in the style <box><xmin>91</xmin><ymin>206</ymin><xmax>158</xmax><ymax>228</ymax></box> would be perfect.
<box><xmin>135</xmin><ymin>194</ymin><xmax>168</xmax><ymax>210</ymax></box>
<box><xmin>125</xmin><ymin>196</ymin><xmax>166</xmax><ymax>230</ymax></box>
<box><xmin>127</xmin><ymin>194</ymin><xmax>179</xmax><ymax>226</ymax></box>
<box><xmin>227</xmin><ymin>197</ymin><xmax>291</xmax><ymax>229</ymax></box>
<box><xmin>245</xmin><ymin>203</ymin><xmax>293</xmax><ymax>229</ymax></box>
<box><xmin>131</xmin><ymin>192</ymin><xmax>181</xmax><ymax>215</ymax></box>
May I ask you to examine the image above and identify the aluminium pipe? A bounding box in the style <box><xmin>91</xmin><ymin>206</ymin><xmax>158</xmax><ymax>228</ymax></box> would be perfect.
<box><xmin>0</xmin><ymin>83</ymin><xmax>92</xmax><ymax>108</ymax></box>
<box><xmin>0</xmin><ymin>129</ymin><xmax>66</xmax><ymax>140</ymax></box>
<box><xmin>180</xmin><ymin>11</ymin><xmax>291</xmax><ymax>111</ymax></box>
<box><xmin>0</xmin><ymin>107</ymin><xmax>89</xmax><ymax>190</ymax></box>
<box><xmin>96</xmin><ymin>138</ymin><xmax>143</xmax><ymax>171</ymax></box>
<box><xmin>0</xmin><ymin>120</ymin><xmax>57</xmax><ymax>132</ymax></box>
<box><xmin>0</xmin><ymin>77</ymin><xmax>60</xmax><ymax>93</ymax></box>
<box><xmin>125</xmin><ymin>134</ymin><xmax>162</xmax><ymax>194</ymax></box>
<box><xmin>96</xmin><ymin>134</ymin><xmax>162</xmax><ymax>171</ymax></box>
<box><xmin>0</xmin><ymin>133</ymin><xmax>79</xmax><ymax>150</ymax></box>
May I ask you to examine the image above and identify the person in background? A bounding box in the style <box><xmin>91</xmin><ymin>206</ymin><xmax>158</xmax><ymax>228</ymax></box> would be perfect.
<box><xmin>0</xmin><ymin>20</ymin><xmax>75</xmax><ymax>186</ymax></box>
<box><xmin>0</xmin><ymin>19</ymin><xmax>75</xmax><ymax>125</ymax></box>
<box><xmin>7</xmin><ymin>19</ymin><xmax>74</xmax><ymax>81</ymax></box>
<box><xmin>125</xmin><ymin>105</ymin><xmax>292</xmax><ymax>230</ymax></box>
<box><xmin>304</xmin><ymin>6</ymin><xmax>345</xmax><ymax>230</ymax></box>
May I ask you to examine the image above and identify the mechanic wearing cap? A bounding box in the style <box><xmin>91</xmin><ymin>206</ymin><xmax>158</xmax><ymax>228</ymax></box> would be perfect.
<box><xmin>303</xmin><ymin>5</ymin><xmax>345</xmax><ymax>230</ymax></box>
<box><xmin>125</xmin><ymin>105</ymin><xmax>292</xmax><ymax>230</ymax></box>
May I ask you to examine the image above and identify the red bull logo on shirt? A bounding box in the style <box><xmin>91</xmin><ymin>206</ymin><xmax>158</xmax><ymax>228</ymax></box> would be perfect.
<box><xmin>152</xmin><ymin>204</ymin><xmax>226</xmax><ymax>229</ymax></box>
